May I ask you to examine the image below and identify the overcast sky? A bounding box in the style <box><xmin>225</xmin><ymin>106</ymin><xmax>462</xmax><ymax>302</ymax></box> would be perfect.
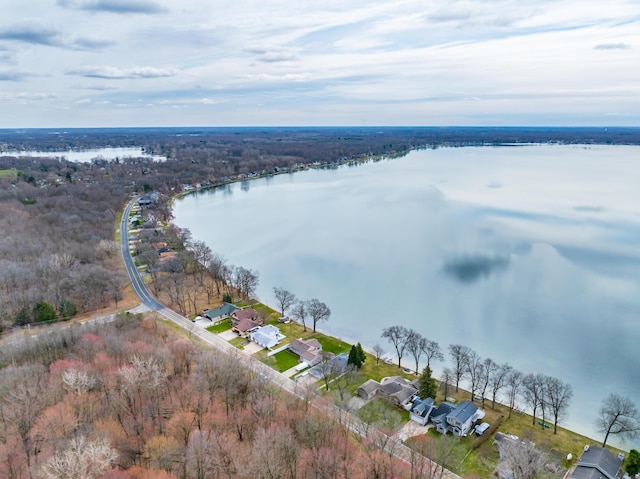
<box><xmin>1</xmin><ymin>0</ymin><xmax>639</xmax><ymax>127</ymax></box>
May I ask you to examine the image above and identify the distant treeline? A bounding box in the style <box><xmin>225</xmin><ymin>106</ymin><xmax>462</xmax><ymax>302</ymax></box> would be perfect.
<box><xmin>1</xmin><ymin>126</ymin><xmax>639</xmax><ymax>331</ymax></box>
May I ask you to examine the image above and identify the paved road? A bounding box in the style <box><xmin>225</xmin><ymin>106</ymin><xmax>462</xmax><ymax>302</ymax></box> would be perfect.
<box><xmin>120</xmin><ymin>197</ymin><xmax>461</xmax><ymax>479</ymax></box>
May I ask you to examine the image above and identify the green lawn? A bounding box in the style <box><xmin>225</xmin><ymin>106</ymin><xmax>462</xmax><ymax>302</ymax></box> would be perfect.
<box><xmin>309</xmin><ymin>333</ymin><xmax>350</xmax><ymax>355</ymax></box>
<box><xmin>271</xmin><ymin>350</ymin><xmax>300</xmax><ymax>372</ymax></box>
<box><xmin>0</xmin><ymin>168</ymin><xmax>18</xmax><ymax>178</ymax></box>
<box><xmin>205</xmin><ymin>318</ymin><xmax>232</xmax><ymax>333</ymax></box>
<box><xmin>228</xmin><ymin>336</ymin><xmax>246</xmax><ymax>350</ymax></box>
<box><xmin>358</xmin><ymin>398</ymin><xmax>409</xmax><ymax>430</ymax></box>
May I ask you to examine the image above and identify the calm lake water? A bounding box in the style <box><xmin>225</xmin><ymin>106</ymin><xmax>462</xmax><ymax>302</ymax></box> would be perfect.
<box><xmin>173</xmin><ymin>144</ymin><xmax>640</xmax><ymax>445</ymax></box>
<box><xmin>0</xmin><ymin>147</ymin><xmax>166</xmax><ymax>162</ymax></box>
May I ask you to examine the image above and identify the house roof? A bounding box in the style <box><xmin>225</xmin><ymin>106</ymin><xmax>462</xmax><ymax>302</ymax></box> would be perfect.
<box><xmin>233</xmin><ymin>317</ymin><xmax>261</xmax><ymax>333</ymax></box>
<box><xmin>379</xmin><ymin>376</ymin><xmax>418</xmax><ymax>404</ymax></box>
<box><xmin>358</xmin><ymin>379</ymin><xmax>380</xmax><ymax>395</ymax></box>
<box><xmin>250</xmin><ymin>325</ymin><xmax>284</xmax><ymax>348</ymax></box>
<box><xmin>571</xmin><ymin>447</ymin><xmax>623</xmax><ymax>479</ymax></box>
<box><xmin>431</xmin><ymin>402</ymin><xmax>456</xmax><ymax>420</ymax></box>
<box><xmin>412</xmin><ymin>397</ymin><xmax>435</xmax><ymax>417</ymax></box>
<box><xmin>288</xmin><ymin>338</ymin><xmax>323</xmax><ymax>364</ymax></box>
<box><xmin>232</xmin><ymin>308</ymin><xmax>260</xmax><ymax>321</ymax></box>
<box><xmin>203</xmin><ymin>302</ymin><xmax>239</xmax><ymax>319</ymax></box>
<box><xmin>447</xmin><ymin>401</ymin><xmax>479</xmax><ymax>424</ymax></box>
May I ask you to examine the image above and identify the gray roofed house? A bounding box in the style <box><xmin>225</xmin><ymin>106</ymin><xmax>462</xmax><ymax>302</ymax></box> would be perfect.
<box><xmin>570</xmin><ymin>446</ymin><xmax>623</xmax><ymax>479</ymax></box>
<box><xmin>287</xmin><ymin>338</ymin><xmax>323</xmax><ymax>366</ymax></box>
<box><xmin>446</xmin><ymin>401</ymin><xmax>484</xmax><ymax>436</ymax></box>
<box><xmin>379</xmin><ymin>376</ymin><xmax>419</xmax><ymax>408</ymax></box>
<box><xmin>250</xmin><ymin>325</ymin><xmax>285</xmax><ymax>349</ymax></box>
<box><xmin>356</xmin><ymin>376</ymin><xmax>419</xmax><ymax>407</ymax></box>
<box><xmin>410</xmin><ymin>397</ymin><xmax>436</xmax><ymax>426</ymax></box>
<box><xmin>203</xmin><ymin>302</ymin><xmax>239</xmax><ymax>322</ymax></box>
<box><xmin>308</xmin><ymin>352</ymin><xmax>348</xmax><ymax>379</ymax></box>
<box><xmin>357</xmin><ymin>379</ymin><xmax>380</xmax><ymax>400</ymax></box>
<box><xmin>431</xmin><ymin>402</ymin><xmax>456</xmax><ymax>434</ymax></box>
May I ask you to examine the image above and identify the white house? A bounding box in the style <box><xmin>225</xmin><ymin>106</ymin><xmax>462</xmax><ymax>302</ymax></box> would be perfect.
<box><xmin>250</xmin><ymin>325</ymin><xmax>285</xmax><ymax>349</ymax></box>
<box><xmin>444</xmin><ymin>401</ymin><xmax>485</xmax><ymax>436</ymax></box>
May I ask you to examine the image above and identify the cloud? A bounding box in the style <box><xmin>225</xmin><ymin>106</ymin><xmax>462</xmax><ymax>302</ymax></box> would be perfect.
<box><xmin>442</xmin><ymin>254</ymin><xmax>510</xmax><ymax>284</ymax></box>
<box><xmin>58</xmin><ymin>0</ymin><xmax>167</xmax><ymax>14</ymax></box>
<box><xmin>244</xmin><ymin>46</ymin><xmax>299</xmax><ymax>63</ymax></box>
<box><xmin>0</xmin><ymin>23</ymin><xmax>62</xmax><ymax>46</ymax></box>
<box><xmin>66</xmin><ymin>65</ymin><xmax>176</xmax><ymax>79</ymax></box>
<box><xmin>0</xmin><ymin>69</ymin><xmax>33</xmax><ymax>81</ymax></box>
<box><xmin>594</xmin><ymin>43</ymin><xmax>630</xmax><ymax>50</ymax></box>
<box><xmin>573</xmin><ymin>205</ymin><xmax>604</xmax><ymax>213</ymax></box>
<box><xmin>486</xmin><ymin>181</ymin><xmax>503</xmax><ymax>189</ymax></box>
<box><xmin>72</xmin><ymin>37</ymin><xmax>114</xmax><ymax>50</ymax></box>
<box><xmin>0</xmin><ymin>92</ymin><xmax>55</xmax><ymax>101</ymax></box>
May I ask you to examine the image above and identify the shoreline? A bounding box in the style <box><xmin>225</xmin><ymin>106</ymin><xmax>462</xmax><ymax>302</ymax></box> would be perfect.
<box><xmin>168</xmin><ymin>143</ymin><xmax>637</xmax><ymax>452</ymax></box>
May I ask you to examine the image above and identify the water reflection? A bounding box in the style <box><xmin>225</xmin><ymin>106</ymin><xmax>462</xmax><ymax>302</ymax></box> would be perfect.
<box><xmin>173</xmin><ymin>144</ymin><xmax>640</xmax><ymax>446</ymax></box>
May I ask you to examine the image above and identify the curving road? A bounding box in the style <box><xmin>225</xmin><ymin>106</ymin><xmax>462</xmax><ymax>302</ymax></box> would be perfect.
<box><xmin>120</xmin><ymin>197</ymin><xmax>460</xmax><ymax>479</ymax></box>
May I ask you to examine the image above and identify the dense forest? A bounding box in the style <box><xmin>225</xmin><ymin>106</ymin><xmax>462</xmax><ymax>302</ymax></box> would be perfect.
<box><xmin>0</xmin><ymin>314</ymin><xmax>431</xmax><ymax>479</ymax></box>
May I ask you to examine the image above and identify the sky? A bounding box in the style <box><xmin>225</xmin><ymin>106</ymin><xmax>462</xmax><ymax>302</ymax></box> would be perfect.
<box><xmin>1</xmin><ymin>0</ymin><xmax>639</xmax><ymax>127</ymax></box>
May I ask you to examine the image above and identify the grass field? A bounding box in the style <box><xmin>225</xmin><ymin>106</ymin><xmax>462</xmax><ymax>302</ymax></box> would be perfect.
<box><xmin>0</xmin><ymin>168</ymin><xmax>18</xmax><ymax>178</ymax></box>
<box><xmin>205</xmin><ymin>318</ymin><xmax>232</xmax><ymax>333</ymax></box>
<box><xmin>271</xmin><ymin>349</ymin><xmax>300</xmax><ymax>372</ymax></box>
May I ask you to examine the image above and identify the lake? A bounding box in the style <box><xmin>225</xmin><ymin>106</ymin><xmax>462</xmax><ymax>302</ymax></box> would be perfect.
<box><xmin>173</xmin><ymin>144</ymin><xmax>640</xmax><ymax>445</ymax></box>
<box><xmin>0</xmin><ymin>146</ymin><xmax>166</xmax><ymax>162</ymax></box>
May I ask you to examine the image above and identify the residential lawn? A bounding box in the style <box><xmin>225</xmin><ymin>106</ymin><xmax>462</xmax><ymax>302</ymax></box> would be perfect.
<box><xmin>252</xmin><ymin>302</ymin><xmax>280</xmax><ymax>322</ymax></box>
<box><xmin>205</xmin><ymin>318</ymin><xmax>232</xmax><ymax>333</ymax></box>
<box><xmin>228</xmin><ymin>336</ymin><xmax>246</xmax><ymax>350</ymax></box>
<box><xmin>270</xmin><ymin>350</ymin><xmax>300</xmax><ymax>372</ymax></box>
<box><xmin>358</xmin><ymin>398</ymin><xmax>409</xmax><ymax>430</ymax></box>
<box><xmin>308</xmin><ymin>333</ymin><xmax>350</xmax><ymax>355</ymax></box>
<box><xmin>0</xmin><ymin>169</ymin><xmax>18</xmax><ymax>178</ymax></box>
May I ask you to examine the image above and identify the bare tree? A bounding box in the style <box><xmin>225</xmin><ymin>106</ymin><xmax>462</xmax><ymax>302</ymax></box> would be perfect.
<box><xmin>273</xmin><ymin>287</ymin><xmax>296</xmax><ymax>319</ymax></box>
<box><xmin>405</xmin><ymin>329</ymin><xmax>425</xmax><ymax>374</ymax></box>
<box><xmin>466</xmin><ymin>349</ymin><xmax>483</xmax><ymax>402</ymax></box>
<box><xmin>421</xmin><ymin>339</ymin><xmax>444</xmax><ymax>369</ymax></box>
<box><xmin>307</xmin><ymin>298</ymin><xmax>330</xmax><ymax>333</ymax></box>
<box><xmin>522</xmin><ymin>373</ymin><xmax>546</xmax><ymax>426</ymax></box>
<box><xmin>381</xmin><ymin>325</ymin><xmax>408</xmax><ymax>369</ymax></box>
<box><xmin>598</xmin><ymin>393</ymin><xmax>640</xmax><ymax>447</ymax></box>
<box><xmin>232</xmin><ymin>266</ymin><xmax>259</xmax><ymax>299</ymax></box>
<box><xmin>39</xmin><ymin>436</ymin><xmax>118</xmax><ymax>479</ymax></box>
<box><xmin>545</xmin><ymin>376</ymin><xmax>572</xmax><ymax>434</ymax></box>
<box><xmin>440</xmin><ymin>368</ymin><xmax>454</xmax><ymax>401</ymax></box>
<box><xmin>478</xmin><ymin>358</ymin><xmax>498</xmax><ymax>409</ymax></box>
<box><xmin>372</xmin><ymin>344</ymin><xmax>385</xmax><ymax>365</ymax></box>
<box><xmin>291</xmin><ymin>300</ymin><xmax>308</xmax><ymax>332</ymax></box>
<box><xmin>489</xmin><ymin>363</ymin><xmax>513</xmax><ymax>410</ymax></box>
<box><xmin>505</xmin><ymin>369</ymin><xmax>523</xmax><ymax>418</ymax></box>
<box><xmin>497</xmin><ymin>438</ymin><xmax>548</xmax><ymax>479</ymax></box>
<box><xmin>448</xmin><ymin>344</ymin><xmax>471</xmax><ymax>393</ymax></box>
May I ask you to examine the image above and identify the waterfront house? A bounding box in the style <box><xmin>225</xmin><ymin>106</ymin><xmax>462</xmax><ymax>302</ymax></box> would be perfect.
<box><xmin>250</xmin><ymin>325</ymin><xmax>285</xmax><ymax>349</ymax></box>
<box><xmin>445</xmin><ymin>401</ymin><xmax>484</xmax><ymax>436</ymax></box>
<box><xmin>203</xmin><ymin>302</ymin><xmax>239</xmax><ymax>322</ymax></box>
<box><xmin>232</xmin><ymin>318</ymin><xmax>262</xmax><ymax>337</ymax></box>
<box><xmin>410</xmin><ymin>397</ymin><xmax>436</xmax><ymax>426</ymax></box>
<box><xmin>230</xmin><ymin>308</ymin><xmax>261</xmax><ymax>325</ymax></box>
<box><xmin>431</xmin><ymin>402</ymin><xmax>456</xmax><ymax>434</ymax></box>
<box><xmin>570</xmin><ymin>446</ymin><xmax>623</xmax><ymax>479</ymax></box>
<box><xmin>356</xmin><ymin>376</ymin><xmax>419</xmax><ymax>408</ymax></box>
<box><xmin>287</xmin><ymin>338</ymin><xmax>323</xmax><ymax>366</ymax></box>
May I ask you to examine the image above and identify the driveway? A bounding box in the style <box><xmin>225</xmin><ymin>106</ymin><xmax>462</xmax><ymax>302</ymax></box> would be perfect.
<box><xmin>244</xmin><ymin>342</ymin><xmax>263</xmax><ymax>354</ymax></box>
<box><xmin>395</xmin><ymin>421</ymin><xmax>432</xmax><ymax>441</ymax></box>
<box><xmin>219</xmin><ymin>330</ymin><xmax>238</xmax><ymax>341</ymax></box>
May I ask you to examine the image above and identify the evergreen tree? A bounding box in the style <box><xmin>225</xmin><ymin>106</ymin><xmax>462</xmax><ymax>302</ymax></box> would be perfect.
<box><xmin>627</xmin><ymin>450</ymin><xmax>640</xmax><ymax>476</ymax></box>
<box><xmin>34</xmin><ymin>301</ymin><xmax>56</xmax><ymax>322</ymax></box>
<box><xmin>348</xmin><ymin>345</ymin><xmax>363</xmax><ymax>368</ymax></box>
<box><xmin>356</xmin><ymin>342</ymin><xmax>366</xmax><ymax>365</ymax></box>
<box><xmin>419</xmin><ymin>366</ymin><xmax>438</xmax><ymax>400</ymax></box>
